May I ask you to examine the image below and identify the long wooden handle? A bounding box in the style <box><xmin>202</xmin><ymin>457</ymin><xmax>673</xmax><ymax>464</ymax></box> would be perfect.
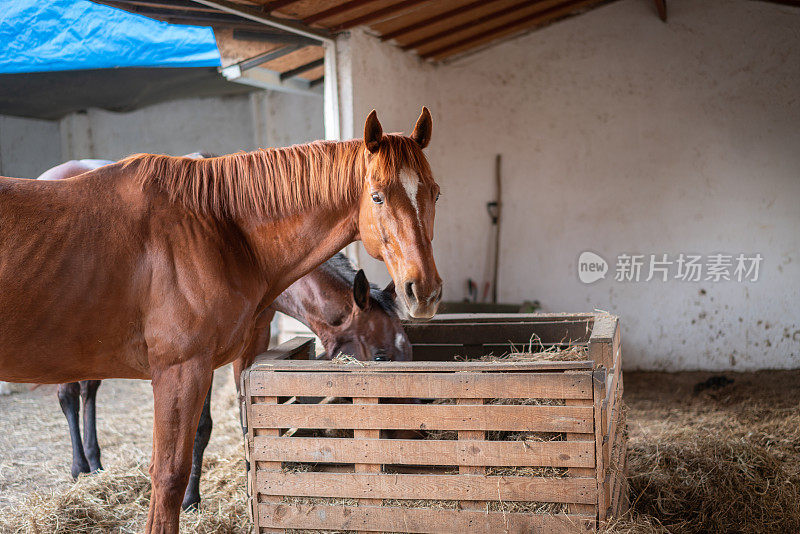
<box><xmin>492</xmin><ymin>154</ymin><xmax>502</xmax><ymax>304</ymax></box>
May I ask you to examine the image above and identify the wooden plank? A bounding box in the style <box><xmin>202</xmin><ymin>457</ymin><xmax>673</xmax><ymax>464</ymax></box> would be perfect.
<box><xmin>593</xmin><ymin>368</ymin><xmax>609</xmax><ymax>523</ymax></box>
<box><xmin>303</xmin><ymin>0</ymin><xmax>380</xmax><ymax>23</ymax></box>
<box><xmin>566</xmin><ymin>395</ymin><xmax>597</xmax><ymax>518</ymax></box>
<box><xmin>259</xmin><ymin>503</ymin><xmax>596</xmax><ymax>533</ymax></box>
<box><xmin>458</xmin><ymin>398</ymin><xmax>486</xmax><ymax>511</ymax></box>
<box><xmin>252</xmin><ymin>436</ymin><xmax>595</xmax><ymax>467</ymax></box>
<box><xmin>254</xmin><ymin>396</ymin><xmax>280</xmax><ymax>534</ymax></box>
<box><xmin>405</xmin><ymin>320</ymin><xmax>593</xmax><ymax>345</ymax></box>
<box><xmin>249</xmin><ymin>336</ymin><xmax>315</xmax><ymax>369</ymax></box>
<box><xmin>249</xmin><ymin>370</ymin><xmax>594</xmax><ymax>399</ymax></box>
<box><xmin>423</xmin><ymin>0</ymin><xmax>609</xmax><ymax>60</ymax></box>
<box><xmin>590</xmin><ymin>314</ymin><xmax>618</xmax><ymax>343</ymax></box>
<box><xmin>257</xmin><ymin>472</ymin><xmax>597</xmax><ymax>504</ymax></box>
<box><xmin>353</xmin><ymin>397</ymin><xmax>381</xmax><ymax>533</ymax></box>
<box><xmin>253</xmin><ymin>358</ymin><xmax>593</xmax><ymax>372</ymax></box>
<box><xmin>404</xmin><ymin>312</ymin><xmax>595</xmax><ymax>324</ymax></box>
<box><xmin>380</xmin><ymin>0</ymin><xmax>504</xmax><ymax>41</ymax></box>
<box><xmin>250</xmin><ymin>403</ymin><xmax>594</xmax><ymax>433</ymax></box>
<box><xmin>332</xmin><ymin>0</ymin><xmax>429</xmax><ymax>31</ymax></box>
<box><xmin>401</xmin><ymin>0</ymin><xmax>545</xmax><ymax>50</ymax></box>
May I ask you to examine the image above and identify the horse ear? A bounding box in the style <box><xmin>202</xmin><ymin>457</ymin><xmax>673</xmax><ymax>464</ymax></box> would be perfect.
<box><xmin>353</xmin><ymin>269</ymin><xmax>371</xmax><ymax>311</ymax></box>
<box><xmin>383</xmin><ymin>280</ymin><xmax>396</xmax><ymax>300</ymax></box>
<box><xmin>411</xmin><ymin>106</ymin><xmax>432</xmax><ymax>149</ymax></box>
<box><xmin>364</xmin><ymin>110</ymin><xmax>383</xmax><ymax>154</ymax></box>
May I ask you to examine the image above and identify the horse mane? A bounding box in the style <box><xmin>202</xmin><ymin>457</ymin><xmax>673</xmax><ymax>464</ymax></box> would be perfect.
<box><xmin>121</xmin><ymin>135</ymin><xmax>432</xmax><ymax>220</ymax></box>
<box><xmin>323</xmin><ymin>253</ymin><xmax>398</xmax><ymax>316</ymax></box>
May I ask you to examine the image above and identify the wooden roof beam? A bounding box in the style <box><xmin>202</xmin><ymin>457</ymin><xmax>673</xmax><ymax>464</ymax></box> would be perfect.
<box><xmin>191</xmin><ymin>0</ymin><xmax>332</xmax><ymax>42</ymax></box>
<box><xmin>422</xmin><ymin>0</ymin><xmax>611</xmax><ymax>60</ymax></box>
<box><xmin>331</xmin><ymin>0</ymin><xmax>430</xmax><ymax>32</ymax></box>
<box><xmin>261</xmin><ymin>0</ymin><xmax>301</xmax><ymax>13</ymax></box>
<box><xmin>280</xmin><ymin>57</ymin><xmax>325</xmax><ymax>80</ymax></box>
<box><xmin>654</xmin><ymin>0</ymin><xmax>666</xmax><ymax>21</ymax></box>
<box><xmin>381</xmin><ymin>0</ymin><xmax>505</xmax><ymax>42</ymax></box>
<box><xmin>402</xmin><ymin>0</ymin><xmax>543</xmax><ymax>51</ymax></box>
<box><xmin>304</xmin><ymin>0</ymin><xmax>382</xmax><ymax>24</ymax></box>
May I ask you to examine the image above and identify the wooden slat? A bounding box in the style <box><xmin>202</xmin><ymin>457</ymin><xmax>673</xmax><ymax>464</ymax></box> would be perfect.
<box><xmin>405</xmin><ymin>320</ymin><xmax>593</xmax><ymax>345</ymax></box>
<box><xmin>253</xmin><ymin>436</ymin><xmax>595</xmax><ymax>467</ymax></box>
<box><xmin>380</xmin><ymin>0</ymin><xmax>504</xmax><ymax>41</ymax></box>
<box><xmin>422</xmin><ymin>0</ymin><xmax>609</xmax><ymax>60</ymax></box>
<box><xmin>257</xmin><ymin>472</ymin><xmax>597</xmax><ymax>503</ymax></box>
<box><xmin>249</xmin><ymin>370</ymin><xmax>594</xmax><ymax>399</ymax></box>
<box><xmin>250</xmin><ymin>336</ymin><xmax>315</xmax><ymax>369</ymax></box>
<box><xmin>402</xmin><ymin>0</ymin><xmax>542</xmax><ymax>50</ymax></box>
<box><xmin>593</xmin><ymin>368</ymin><xmax>609</xmax><ymax>523</ymax></box>
<box><xmin>250</xmin><ymin>403</ymin><xmax>594</xmax><ymax>433</ymax></box>
<box><xmin>566</xmin><ymin>396</ymin><xmax>597</xmax><ymax>517</ymax></box>
<box><xmin>259</xmin><ymin>502</ymin><xmax>596</xmax><ymax>533</ymax></box>
<box><xmin>252</xmin><ymin>358</ymin><xmax>593</xmax><ymax>372</ymax></box>
<box><xmin>353</xmin><ymin>397</ymin><xmax>381</xmax><ymax>533</ymax></box>
<box><xmin>590</xmin><ymin>314</ymin><xmax>617</xmax><ymax>342</ymax></box>
<box><xmin>303</xmin><ymin>0</ymin><xmax>380</xmax><ymax>23</ymax></box>
<box><xmin>404</xmin><ymin>312</ymin><xmax>595</xmax><ymax>324</ymax></box>
<box><xmin>255</xmin><ymin>396</ymin><xmax>281</xmax><ymax>534</ymax></box>
<box><xmin>331</xmin><ymin>0</ymin><xmax>429</xmax><ymax>31</ymax></box>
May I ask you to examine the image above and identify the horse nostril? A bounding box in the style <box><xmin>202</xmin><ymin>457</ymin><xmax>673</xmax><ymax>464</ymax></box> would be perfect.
<box><xmin>405</xmin><ymin>281</ymin><xmax>415</xmax><ymax>300</ymax></box>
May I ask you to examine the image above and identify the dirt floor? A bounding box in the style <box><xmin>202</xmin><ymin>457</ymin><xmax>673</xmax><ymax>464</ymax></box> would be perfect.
<box><xmin>0</xmin><ymin>369</ymin><xmax>798</xmax><ymax>533</ymax></box>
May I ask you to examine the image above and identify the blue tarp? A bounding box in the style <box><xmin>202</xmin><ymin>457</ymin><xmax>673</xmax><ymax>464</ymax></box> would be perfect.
<box><xmin>0</xmin><ymin>0</ymin><xmax>221</xmax><ymax>74</ymax></box>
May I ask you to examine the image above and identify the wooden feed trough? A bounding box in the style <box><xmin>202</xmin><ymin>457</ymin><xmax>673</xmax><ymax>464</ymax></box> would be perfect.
<box><xmin>240</xmin><ymin>313</ymin><xmax>626</xmax><ymax>533</ymax></box>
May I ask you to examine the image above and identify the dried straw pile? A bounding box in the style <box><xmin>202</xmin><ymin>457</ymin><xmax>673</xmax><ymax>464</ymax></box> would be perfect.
<box><xmin>607</xmin><ymin>371</ymin><xmax>800</xmax><ymax>533</ymax></box>
<box><xmin>0</xmin><ymin>446</ymin><xmax>248</xmax><ymax>534</ymax></box>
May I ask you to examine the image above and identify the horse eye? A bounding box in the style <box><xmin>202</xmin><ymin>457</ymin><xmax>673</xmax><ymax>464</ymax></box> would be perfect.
<box><xmin>371</xmin><ymin>192</ymin><xmax>384</xmax><ymax>204</ymax></box>
<box><xmin>435</xmin><ymin>192</ymin><xmax>441</xmax><ymax>202</ymax></box>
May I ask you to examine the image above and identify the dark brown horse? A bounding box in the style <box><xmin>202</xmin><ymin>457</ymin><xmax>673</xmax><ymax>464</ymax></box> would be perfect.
<box><xmin>0</xmin><ymin>109</ymin><xmax>440</xmax><ymax>533</ymax></box>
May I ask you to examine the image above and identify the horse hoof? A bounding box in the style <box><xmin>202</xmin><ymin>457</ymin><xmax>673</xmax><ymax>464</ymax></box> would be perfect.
<box><xmin>71</xmin><ymin>463</ymin><xmax>91</xmax><ymax>480</ymax></box>
<box><xmin>181</xmin><ymin>497</ymin><xmax>201</xmax><ymax>512</ymax></box>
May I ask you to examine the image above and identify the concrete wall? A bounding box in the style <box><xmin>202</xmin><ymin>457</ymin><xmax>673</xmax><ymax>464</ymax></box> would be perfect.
<box><xmin>60</xmin><ymin>91</ymin><xmax>324</xmax><ymax>160</ymax></box>
<box><xmin>337</xmin><ymin>0</ymin><xmax>800</xmax><ymax>370</ymax></box>
<box><xmin>0</xmin><ymin>115</ymin><xmax>63</xmax><ymax>178</ymax></box>
<box><xmin>1</xmin><ymin>90</ymin><xmax>323</xmax><ymax>177</ymax></box>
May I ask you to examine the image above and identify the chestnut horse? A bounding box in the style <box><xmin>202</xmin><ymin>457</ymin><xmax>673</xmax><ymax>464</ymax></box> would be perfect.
<box><xmin>0</xmin><ymin>109</ymin><xmax>440</xmax><ymax>533</ymax></box>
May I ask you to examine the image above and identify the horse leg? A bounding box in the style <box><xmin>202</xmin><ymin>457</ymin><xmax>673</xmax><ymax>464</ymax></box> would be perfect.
<box><xmin>80</xmin><ymin>380</ymin><xmax>104</xmax><ymax>473</ymax></box>
<box><xmin>58</xmin><ymin>382</ymin><xmax>91</xmax><ymax>479</ymax></box>
<box><xmin>146</xmin><ymin>361</ymin><xmax>212</xmax><ymax>534</ymax></box>
<box><xmin>181</xmin><ymin>383</ymin><xmax>213</xmax><ymax>511</ymax></box>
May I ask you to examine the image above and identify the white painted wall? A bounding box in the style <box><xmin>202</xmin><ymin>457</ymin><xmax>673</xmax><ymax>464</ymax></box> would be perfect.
<box><xmin>2</xmin><ymin>90</ymin><xmax>323</xmax><ymax>175</ymax></box>
<box><xmin>337</xmin><ymin>0</ymin><xmax>800</xmax><ymax>370</ymax></box>
<box><xmin>59</xmin><ymin>92</ymin><xmax>323</xmax><ymax>160</ymax></box>
<box><xmin>0</xmin><ymin>115</ymin><xmax>63</xmax><ymax>178</ymax></box>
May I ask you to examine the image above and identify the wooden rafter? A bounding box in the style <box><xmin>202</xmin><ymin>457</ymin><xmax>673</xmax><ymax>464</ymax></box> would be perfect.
<box><xmin>109</xmin><ymin>0</ymin><xmax>219</xmax><ymax>12</ymax></box>
<box><xmin>260</xmin><ymin>0</ymin><xmax>300</xmax><ymax>13</ymax></box>
<box><xmin>304</xmin><ymin>0</ymin><xmax>381</xmax><ymax>24</ymax></box>
<box><xmin>654</xmin><ymin>0</ymin><xmax>666</xmax><ymax>21</ymax></box>
<box><xmin>402</xmin><ymin>0</ymin><xmax>543</xmax><ymax>51</ymax></box>
<box><xmin>280</xmin><ymin>57</ymin><xmax>324</xmax><ymax>80</ymax></box>
<box><xmin>421</xmin><ymin>0</ymin><xmax>608</xmax><ymax>59</ymax></box>
<box><xmin>380</xmin><ymin>0</ymin><xmax>505</xmax><ymax>41</ymax></box>
<box><xmin>331</xmin><ymin>0</ymin><xmax>430</xmax><ymax>32</ymax></box>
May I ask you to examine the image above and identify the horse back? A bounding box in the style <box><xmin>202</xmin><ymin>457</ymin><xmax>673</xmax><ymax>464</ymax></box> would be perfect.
<box><xmin>0</xmin><ymin>170</ymin><xmax>154</xmax><ymax>382</ymax></box>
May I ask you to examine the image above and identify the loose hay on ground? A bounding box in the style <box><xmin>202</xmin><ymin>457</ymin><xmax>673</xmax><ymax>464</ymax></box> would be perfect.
<box><xmin>0</xmin><ymin>447</ymin><xmax>248</xmax><ymax>534</ymax></box>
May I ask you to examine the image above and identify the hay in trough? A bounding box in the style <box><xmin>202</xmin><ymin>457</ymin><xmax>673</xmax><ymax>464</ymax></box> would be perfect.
<box><xmin>458</xmin><ymin>334</ymin><xmax>589</xmax><ymax>363</ymax></box>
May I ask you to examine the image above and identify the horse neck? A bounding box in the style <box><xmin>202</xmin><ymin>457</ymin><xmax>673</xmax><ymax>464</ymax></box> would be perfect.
<box><xmin>270</xmin><ymin>264</ymin><xmax>352</xmax><ymax>339</ymax></box>
<box><xmin>235</xmin><ymin>143</ymin><xmax>366</xmax><ymax>306</ymax></box>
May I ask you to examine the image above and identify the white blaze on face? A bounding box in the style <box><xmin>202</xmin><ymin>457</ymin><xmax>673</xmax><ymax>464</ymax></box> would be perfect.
<box><xmin>399</xmin><ymin>168</ymin><xmax>420</xmax><ymax>223</ymax></box>
<box><xmin>395</xmin><ymin>333</ymin><xmax>405</xmax><ymax>352</ymax></box>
